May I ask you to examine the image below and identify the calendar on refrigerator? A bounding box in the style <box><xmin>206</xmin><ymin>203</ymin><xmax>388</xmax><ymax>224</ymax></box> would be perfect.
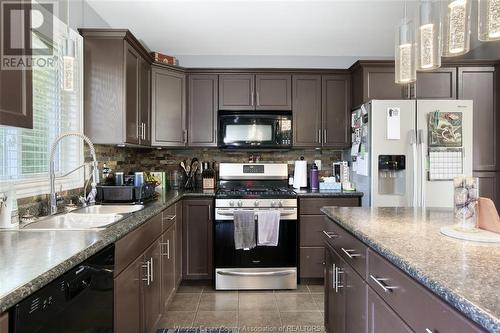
<box><xmin>428</xmin><ymin>147</ymin><xmax>463</xmax><ymax>181</ymax></box>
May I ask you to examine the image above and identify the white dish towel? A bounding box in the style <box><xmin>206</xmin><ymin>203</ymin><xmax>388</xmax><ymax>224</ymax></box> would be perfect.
<box><xmin>257</xmin><ymin>210</ymin><xmax>280</xmax><ymax>246</ymax></box>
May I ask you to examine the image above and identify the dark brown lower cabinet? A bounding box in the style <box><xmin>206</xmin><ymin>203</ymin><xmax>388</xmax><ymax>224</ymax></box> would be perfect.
<box><xmin>114</xmin><ymin>255</ymin><xmax>143</xmax><ymax>333</ymax></box>
<box><xmin>183</xmin><ymin>198</ymin><xmax>214</xmax><ymax>280</ymax></box>
<box><xmin>143</xmin><ymin>240</ymin><xmax>162</xmax><ymax>333</ymax></box>
<box><xmin>367</xmin><ymin>288</ymin><xmax>412</xmax><ymax>333</ymax></box>
<box><xmin>175</xmin><ymin>201</ymin><xmax>183</xmax><ymax>286</ymax></box>
<box><xmin>324</xmin><ymin>243</ymin><xmax>366</xmax><ymax>333</ymax></box>
<box><xmin>161</xmin><ymin>222</ymin><xmax>176</xmax><ymax>311</ymax></box>
<box><xmin>0</xmin><ymin>312</ymin><xmax>7</xmax><ymax>332</ymax></box>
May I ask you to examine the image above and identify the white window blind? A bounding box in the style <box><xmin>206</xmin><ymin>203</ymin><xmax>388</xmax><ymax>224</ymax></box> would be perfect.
<box><xmin>0</xmin><ymin>24</ymin><xmax>84</xmax><ymax>198</ymax></box>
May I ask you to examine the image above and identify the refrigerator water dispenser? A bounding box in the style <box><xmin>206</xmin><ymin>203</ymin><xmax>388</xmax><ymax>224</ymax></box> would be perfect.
<box><xmin>378</xmin><ymin>155</ymin><xmax>406</xmax><ymax>195</ymax></box>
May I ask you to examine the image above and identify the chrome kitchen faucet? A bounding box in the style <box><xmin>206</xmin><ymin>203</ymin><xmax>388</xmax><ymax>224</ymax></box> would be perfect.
<box><xmin>49</xmin><ymin>132</ymin><xmax>99</xmax><ymax>215</ymax></box>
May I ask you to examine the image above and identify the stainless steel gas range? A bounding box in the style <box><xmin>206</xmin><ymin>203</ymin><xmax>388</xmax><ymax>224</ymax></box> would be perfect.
<box><xmin>214</xmin><ymin>163</ymin><xmax>298</xmax><ymax>290</ymax></box>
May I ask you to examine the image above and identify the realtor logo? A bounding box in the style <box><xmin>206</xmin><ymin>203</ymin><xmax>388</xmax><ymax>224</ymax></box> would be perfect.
<box><xmin>1</xmin><ymin>0</ymin><xmax>56</xmax><ymax>69</ymax></box>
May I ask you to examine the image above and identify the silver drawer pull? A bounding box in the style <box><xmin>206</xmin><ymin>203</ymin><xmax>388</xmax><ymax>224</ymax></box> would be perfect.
<box><xmin>341</xmin><ymin>247</ymin><xmax>361</xmax><ymax>258</ymax></box>
<box><xmin>150</xmin><ymin>257</ymin><xmax>154</xmax><ymax>282</ymax></box>
<box><xmin>217</xmin><ymin>269</ymin><xmax>295</xmax><ymax>277</ymax></box>
<box><xmin>323</xmin><ymin>230</ymin><xmax>338</xmax><ymax>239</ymax></box>
<box><xmin>335</xmin><ymin>266</ymin><xmax>344</xmax><ymax>293</ymax></box>
<box><xmin>425</xmin><ymin>329</ymin><xmax>433</xmax><ymax>333</ymax></box>
<box><xmin>142</xmin><ymin>260</ymin><xmax>151</xmax><ymax>286</ymax></box>
<box><xmin>369</xmin><ymin>274</ymin><xmax>397</xmax><ymax>293</ymax></box>
<box><xmin>163</xmin><ymin>214</ymin><xmax>176</xmax><ymax>221</ymax></box>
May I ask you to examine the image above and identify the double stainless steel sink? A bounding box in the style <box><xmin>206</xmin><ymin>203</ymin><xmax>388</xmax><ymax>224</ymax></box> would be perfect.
<box><xmin>20</xmin><ymin>204</ymin><xmax>144</xmax><ymax>231</ymax></box>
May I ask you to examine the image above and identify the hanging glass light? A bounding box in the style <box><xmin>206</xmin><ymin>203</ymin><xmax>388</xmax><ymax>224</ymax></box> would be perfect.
<box><xmin>478</xmin><ymin>0</ymin><xmax>500</xmax><ymax>41</ymax></box>
<box><xmin>416</xmin><ymin>0</ymin><xmax>441</xmax><ymax>71</ymax></box>
<box><xmin>442</xmin><ymin>0</ymin><xmax>471</xmax><ymax>57</ymax></box>
<box><xmin>395</xmin><ymin>8</ymin><xmax>416</xmax><ymax>85</ymax></box>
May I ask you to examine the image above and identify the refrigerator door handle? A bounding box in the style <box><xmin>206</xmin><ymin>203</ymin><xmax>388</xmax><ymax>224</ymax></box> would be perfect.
<box><xmin>418</xmin><ymin>129</ymin><xmax>426</xmax><ymax>208</ymax></box>
<box><xmin>409</xmin><ymin>130</ymin><xmax>418</xmax><ymax>207</ymax></box>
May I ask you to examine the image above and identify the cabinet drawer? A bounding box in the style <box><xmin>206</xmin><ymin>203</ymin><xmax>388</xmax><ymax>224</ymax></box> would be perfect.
<box><xmin>300</xmin><ymin>247</ymin><xmax>325</xmax><ymax>278</ymax></box>
<box><xmin>300</xmin><ymin>197</ymin><xmax>359</xmax><ymax>215</ymax></box>
<box><xmin>300</xmin><ymin>215</ymin><xmax>328</xmax><ymax>246</ymax></box>
<box><xmin>367</xmin><ymin>249</ymin><xmax>484</xmax><ymax>333</ymax></box>
<box><xmin>116</xmin><ymin>213</ymin><xmax>162</xmax><ymax>275</ymax></box>
<box><xmin>162</xmin><ymin>204</ymin><xmax>177</xmax><ymax>231</ymax></box>
<box><xmin>323</xmin><ymin>222</ymin><xmax>367</xmax><ymax>278</ymax></box>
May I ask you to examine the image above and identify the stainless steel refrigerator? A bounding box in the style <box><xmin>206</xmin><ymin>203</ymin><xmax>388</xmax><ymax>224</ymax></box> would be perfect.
<box><xmin>350</xmin><ymin>100</ymin><xmax>473</xmax><ymax>208</ymax></box>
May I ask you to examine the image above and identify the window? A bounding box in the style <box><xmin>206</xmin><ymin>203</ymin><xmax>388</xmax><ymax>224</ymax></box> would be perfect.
<box><xmin>0</xmin><ymin>22</ymin><xmax>84</xmax><ymax>198</ymax></box>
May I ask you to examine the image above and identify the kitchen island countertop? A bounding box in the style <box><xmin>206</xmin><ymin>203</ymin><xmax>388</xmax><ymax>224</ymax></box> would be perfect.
<box><xmin>321</xmin><ymin>206</ymin><xmax>500</xmax><ymax>333</ymax></box>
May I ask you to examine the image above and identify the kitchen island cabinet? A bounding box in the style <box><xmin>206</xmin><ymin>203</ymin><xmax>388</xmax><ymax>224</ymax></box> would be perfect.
<box><xmin>322</xmin><ymin>207</ymin><xmax>492</xmax><ymax>333</ymax></box>
<box><xmin>0</xmin><ymin>312</ymin><xmax>8</xmax><ymax>333</ymax></box>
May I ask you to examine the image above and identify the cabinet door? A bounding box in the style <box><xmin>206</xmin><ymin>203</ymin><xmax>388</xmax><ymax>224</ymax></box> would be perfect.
<box><xmin>114</xmin><ymin>255</ymin><xmax>143</xmax><ymax>333</ymax></box>
<box><xmin>367</xmin><ymin>288</ymin><xmax>412</xmax><ymax>333</ymax></box>
<box><xmin>188</xmin><ymin>74</ymin><xmax>218</xmax><ymax>147</ymax></box>
<box><xmin>292</xmin><ymin>75</ymin><xmax>322</xmax><ymax>147</ymax></box>
<box><xmin>151</xmin><ymin>67</ymin><xmax>186</xmax><ymax>146</ymax></box>
<box><xmin>183</xmin><ymin>199</ymin><xmax>213</xmax><ymax>279</ymax></box>
<box><xmin>175</xmin><ymin>201</ymin><xmax>183</xmax><ymax>286</ymax></box>
<box><xmin>0</xmin><ymin>0</ymin><xmax>33</xmax><ymax>129</ymax></box>
<box><xmin>255</xmin><ymin>74</ymin><xmax>292</xmax><ymax>110</ymax></box>
<box><xmin>125</xmin><ymin>43</ymin><xmax>140</xmax><ymax>144</ymax></box>
<box><xmin>139</xmin><ymin>58</ymin><xmax>151</xmax><ymax>145</ymax></box>
<box><xmin>474</xmin><ymin>171</ymin><xmax>500</xmax><ymax>213</ymax></box>
<box><xmin>322</xmin><ymin>75</ymin><xmax>351</xmax><ymax>148</ymax></box>
<box><xmin>219</xmin><ymin>74</ymin><xmax>255</xmax><ymax>110</ymax></box>
<box><xmin>161</xmin><ymin>223</ymin><xmax>176</xmax><ymax>311</ymax></box>
<box><xmin>365</xmin><ymin>67</ymin><xmax>405</xmax><ymax>101</ymax></box>
<box><xmin>458</xmin><ymin>67</ymin><xmax>498</xmax><ymax>171</ymax></box>
<box><xmin>416</xmin><ymin>67</ymin><xmax>457</xmax><ymax>99</ymax></box>
<box><xmin>325</xmin><ymin>246</ymin><xmax>345</xmax><ymax>333</ymax></box>
<box><xmin>344</xmin><ymin>261</ymin><xmax>367</xmax><ymax>333</ymax></box>
<box><xmin>143</xmin><ymin>241</ymin><xmax>162</xmax><ymax>333</ymax></box>
<box><xmin>0</xmin><ymin>312</ymin><xmax>8</xmax><ymax>333</ymax></box>
<box><xmin>300</xmin><ymin>247</ymin><xmax>324</xmax><ymax>278</ymax></box>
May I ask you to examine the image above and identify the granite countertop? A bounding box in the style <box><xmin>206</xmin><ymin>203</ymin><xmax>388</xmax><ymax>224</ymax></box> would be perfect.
<box><xmin>0</xmin><ymin>189</ymin><xmax>213</xmax><ymax>313</ymax></box>
<box><xmin>321</xmin><ymin>207</ymin><xmax>500</xmax><ymax>333</ymax></box>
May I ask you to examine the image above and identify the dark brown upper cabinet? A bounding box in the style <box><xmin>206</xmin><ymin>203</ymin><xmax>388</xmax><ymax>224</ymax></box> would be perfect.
<box><xmin>255</xmin><ymin>74</ymin><xmax>292</xmax><ymax>110</ymax></box>
<box><xmin>458</xmin><ymin>66</ymin><xmax>499</xmax><ymax>172</ymax></box>
<box><xmin>219</xmin><ymin>74</ymin><xmax>291</xmax><ymax>111</ymax></box>
<box><xmin>351</xmin><ymin>61</ymin><xmax>406</xmax><ymax>107</ymax></box>
<box><xmin>322</xmin><ymin>74</ymin><xmax>351</xmax><ymax>148</ymax></box>
<box><xmin>151</xmin><ymin>66</ymin><xmax>186</xmax><ymax>147</ymax></box>
<box><xmin>219</xmin><ymin>74</ymin><xmax>254</xmax><ymax>110</ymax></box>
<box><xmin>80</xmin><ymin>29</ymin><xmax>151</xmax><ymax>146</ymax></box>
<box><xmin>416</xmin><ymin>67</ymin><xmax>457</xmax><ymax>99</ymax></box>
<box><xmin>188</xmin><ymin>74</ymin><xmax>218</xmax><ymax>147</ymax></box>
<box><xmin>292</xmin><ymin>75</ymin><xmax>322</xmax><ymax>147</ymax></box>
<box><xmin>0</xmin><ymin>0</ymin><xmax>32</xmax><ymax>129</ymax></box>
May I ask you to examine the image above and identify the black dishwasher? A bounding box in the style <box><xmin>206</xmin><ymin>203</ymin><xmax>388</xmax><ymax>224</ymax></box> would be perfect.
<box><xmin>10</xmin><ymin>244</ymin><xmax>114</xmax><ymax>333</ymax></box>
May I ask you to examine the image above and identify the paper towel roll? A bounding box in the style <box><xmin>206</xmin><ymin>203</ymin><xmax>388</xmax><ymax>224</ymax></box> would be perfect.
<box><xmin>293</xmin><ymin>160</ymin><xmax>308</xmax><ymax>189</ymax></box>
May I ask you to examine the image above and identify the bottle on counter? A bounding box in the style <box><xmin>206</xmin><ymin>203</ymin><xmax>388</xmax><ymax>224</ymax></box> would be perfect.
<box><xmin>310</xmin><ymin>162</ymin><xmax>319</xmax><ymax>190</ymax></box>
<box><xmin>202</xmin><ymin>162</ymin><xmax>216</xmax><ymax>190</ymax></box>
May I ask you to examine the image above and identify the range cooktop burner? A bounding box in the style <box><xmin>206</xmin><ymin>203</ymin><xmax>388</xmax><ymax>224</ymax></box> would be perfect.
<box><xmin>216</xmin><ymin>187</ymin><xmax>296</xmax><ymax>198</ymax></box>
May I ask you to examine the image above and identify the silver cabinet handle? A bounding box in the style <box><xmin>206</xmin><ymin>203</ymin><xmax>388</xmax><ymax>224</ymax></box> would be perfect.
<box><xmin>425</xmin><ymin>329</ymin><xmax>433</xmax><ymax>333</ymax></box>
<box><xmin>341</xmin><ymin>247</ymin><xmax>361</xmax><ymax>258</ymax></box>
<box><xmin>149</xmin><ymin>257</ymin><xmax>154</xmax><ymax>282</ymax></box>
<box><xmin>318</xmin><ymin>129</ymin><xmax>321</xmax><ymax>144</ymax></box>
<box><xmin>183</xmin><ymin>129</ymin><xmax>187</xmax><ymax>144</ymax></box>
<box><xmin>251</xmin><ymin>90</ymin><xmax>255</xmax><ymax>106</ymax></box>
<box><xmin>256</xmin><ymin>91</ymin><xmax>260</xmax><ymax>106</ymax></box>
<box><xmin>323</xmin><ymin>230</ymin><xmax>338</xmax><ymax>239</ymax></box>
<box><xmin>323</xmin><ymin>129</ymin><xmax>327</xmax><ymax>143</ymax></box>
<box><xmin>335</xmin><ymin>266</ymin><xmax>344</xmax><ymax>293</ymax></box>
<box><xmin>142</xmin><ymin>123</ymin><xmax>146</xmax><ymax>140</ymax></box>
<box><xmin>142</xmin><ymin>260</ymin><xmax>151</xmax><ymax>286</ymax></box>
<box><xmin>369</xmin><ymin>274</ymin><xmax>397</xmax><ymax>293</ymax></box>
<box><xmin>331</xmin><ymin>263</ymin><xmax>336</xmax><ymax>289</ymax></box>
<box><xmin>166</xmin><ymin>239</ymin><xmax>170</xmax><ymax>259</ymax></box>
<box><xmin>163</xmin><ymin>214</ymin><xmax>176</xmax><ymax>221</ymax></box>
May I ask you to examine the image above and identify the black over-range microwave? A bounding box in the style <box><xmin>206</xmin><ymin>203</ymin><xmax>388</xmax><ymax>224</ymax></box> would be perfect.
<box><xmin>217</xmin><ymin>112</ymin><xmax>292</xmax><ymax>149</ymax></box>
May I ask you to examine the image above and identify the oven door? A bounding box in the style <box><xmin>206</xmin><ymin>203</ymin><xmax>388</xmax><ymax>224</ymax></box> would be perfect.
<box><xmin>214</xmin><ymin>210</ymin><xmax>297</xmax><ymax>269</ymax></box>
<box><xmin>218</xmin><ymin>113</ymin><xmax>292</xmax><ymax>149</ymax></box>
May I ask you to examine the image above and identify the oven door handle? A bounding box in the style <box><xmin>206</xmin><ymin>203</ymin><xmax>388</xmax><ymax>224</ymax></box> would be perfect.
<box><xmin>217</xmin><ymin>269</ymin><xmax>296</xmax><ymax>277</ymax></box>
<box><xmin>217</xmin><ymin>211</ymin><xmax>296</xmax><ymax>216</ymax></box>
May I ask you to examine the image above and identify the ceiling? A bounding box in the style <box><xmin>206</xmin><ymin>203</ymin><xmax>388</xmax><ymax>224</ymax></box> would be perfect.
<box><xmin>84</xmin><ymin>0</ymin><xmax>498</xmax><ymax>68</ymax></box>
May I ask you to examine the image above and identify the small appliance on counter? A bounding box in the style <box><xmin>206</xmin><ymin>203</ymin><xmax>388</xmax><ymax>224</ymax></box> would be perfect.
<box><xmin>96</xmin><ymin>172</ymin><xmax>157</xmax><ymax>204</ymax></box>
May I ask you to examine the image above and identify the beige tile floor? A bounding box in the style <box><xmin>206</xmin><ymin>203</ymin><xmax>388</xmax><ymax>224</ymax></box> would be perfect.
<box><xmin>157</xmin><ymin>283</ymin><xmax>325</xmax><ymax>332</ymax></box>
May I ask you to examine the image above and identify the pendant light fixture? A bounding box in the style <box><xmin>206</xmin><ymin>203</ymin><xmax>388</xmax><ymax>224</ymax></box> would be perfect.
<box><xmin>395</xmin><ymin>1</ymin><xmax>416</xmax><ymax>84</ymax></box>
<box><xmin>478</xmin><ymin>0</ymin><xmax>500</xmax><ymax>41</ymax></box>
<box><xmin>416</xmin><ymin>0</ymin><xmax>441</xmax><ymax>71</ymax></box>
<box><xmin>442</xmin><ymin>0</ymin><xmax>471</xmax><ymax>57</ymax></box>
<box><xmin>62</xmin><ymin>0</ymin><xmax>75</xmax><ymax>91</ymax></box>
